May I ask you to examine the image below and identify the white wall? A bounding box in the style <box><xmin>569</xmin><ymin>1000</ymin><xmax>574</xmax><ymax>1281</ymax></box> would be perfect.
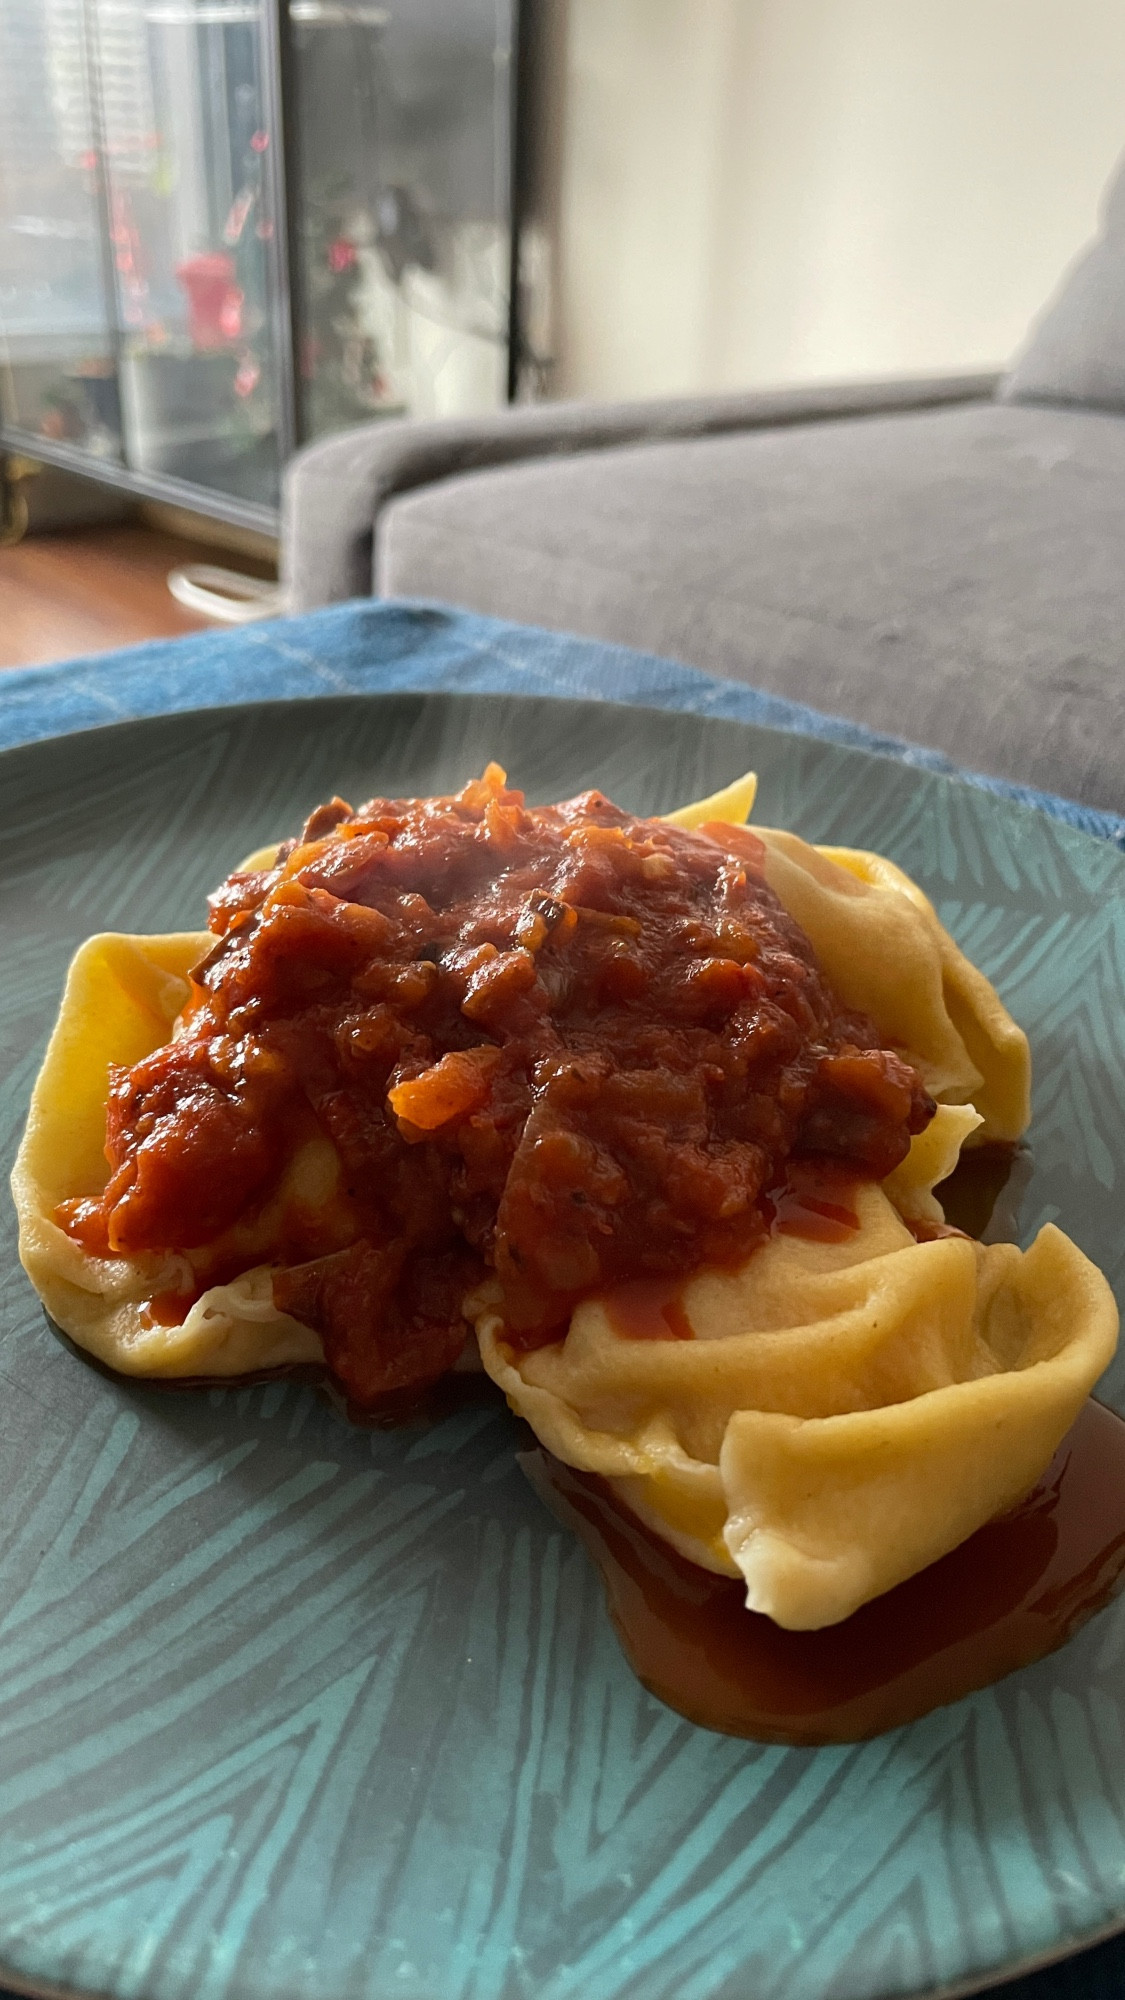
<box><xmin>548</xmin><ymin>0</ymin><xmax>1125</xmax><ymax>400</ymax></box>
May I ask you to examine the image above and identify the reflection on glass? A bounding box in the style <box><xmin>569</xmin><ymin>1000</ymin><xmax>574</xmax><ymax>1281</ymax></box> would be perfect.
<box><xmin>290</xmin><ymin>0</ymin><xmax>513</xmax><ymax>438</ymax></box>
<box><xmin>0</xmin><ymin>0</ymin><xmax>122</xmax><ymax>457</ymax></box>
<box><xmin>93</xmin><ymin>0</ymin><xmax>283</xmax><ymax>507</ymax></box>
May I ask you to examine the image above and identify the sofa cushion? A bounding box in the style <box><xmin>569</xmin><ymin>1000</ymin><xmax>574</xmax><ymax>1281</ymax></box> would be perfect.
<box><xmin>1004</xmin><ymin>151</ymin><xmax>1125</xmax><ymax>411</ymax></box>
<box><xmin>377</xmin><ymin>402</ymin><xmax>1125</xmax><ymax>816</ymax></box>
<box><xmin>282</xmin><ymin>376</ymin><xmax>999</xmax><ymax>610</ymax></box>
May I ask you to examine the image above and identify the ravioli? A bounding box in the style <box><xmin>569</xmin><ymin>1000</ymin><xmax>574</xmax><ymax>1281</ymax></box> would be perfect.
<box><xmin>10</xmin><ymin>772</ymin><xmax>1117</xmax><ymax>1634</ymax></box>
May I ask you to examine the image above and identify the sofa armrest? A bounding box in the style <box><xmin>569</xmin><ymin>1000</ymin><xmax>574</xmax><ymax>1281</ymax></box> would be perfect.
<box><xmin>281</xmin><ymin>371</ymin><xmax>1000</xmax><ymax>612</ymax></box>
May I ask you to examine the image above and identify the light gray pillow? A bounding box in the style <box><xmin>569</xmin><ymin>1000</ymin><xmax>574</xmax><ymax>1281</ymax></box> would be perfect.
<box><xmin>1003</xmin><ymin>150</ymin><xmax>1125</xmax><ymax>411</ymax></box>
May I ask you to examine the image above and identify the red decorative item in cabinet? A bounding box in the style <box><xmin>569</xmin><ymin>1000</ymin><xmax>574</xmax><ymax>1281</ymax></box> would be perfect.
<box><xmin>175</xmin><ymin>253</ymin><xmax>243</xmax><ymax>350</ymax></box>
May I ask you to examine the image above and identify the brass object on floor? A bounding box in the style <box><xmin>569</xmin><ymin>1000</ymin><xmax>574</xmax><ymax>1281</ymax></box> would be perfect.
<box><xmin>0</xmin><ymin>455</ymin><xmax>40</xmax><ymax>548</ymax></box>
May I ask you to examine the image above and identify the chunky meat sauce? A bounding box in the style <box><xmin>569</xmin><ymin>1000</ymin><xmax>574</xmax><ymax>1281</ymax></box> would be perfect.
<box><xmin>59</xmin><ymin>767</ymin><xmax>935</xmax><ymax>1410</ymax></box>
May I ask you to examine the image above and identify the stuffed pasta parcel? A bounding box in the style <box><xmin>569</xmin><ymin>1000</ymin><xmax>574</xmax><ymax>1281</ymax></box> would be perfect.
<box><xmin>12</xmin><ymin>765</ymin><xmax>1117</xmax><ymax>1642</ymax></box>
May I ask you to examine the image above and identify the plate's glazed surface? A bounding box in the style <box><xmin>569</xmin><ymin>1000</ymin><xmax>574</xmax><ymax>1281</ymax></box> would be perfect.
<box><xmin>1</xmin><ymin>693</ymin><xmax>1123</xmax><ymax>2000</ymax></box>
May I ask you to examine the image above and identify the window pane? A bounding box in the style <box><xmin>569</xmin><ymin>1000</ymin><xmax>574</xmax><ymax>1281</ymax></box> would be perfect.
<box><xmin>0</xmin><ymin>0</ymin><xmax>123</xmax><ymax>459</ymax></box>
<box><xmin>94</xmin><ymin>0</ymin><xmax>284</xmax><ymax>510</ymax></box>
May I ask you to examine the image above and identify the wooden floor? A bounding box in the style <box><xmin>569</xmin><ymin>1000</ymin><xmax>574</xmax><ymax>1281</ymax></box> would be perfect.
<box><xmin>0</xmin><ymin>525</ymin><xmax>274</xmax><ymax>669</ymax></box>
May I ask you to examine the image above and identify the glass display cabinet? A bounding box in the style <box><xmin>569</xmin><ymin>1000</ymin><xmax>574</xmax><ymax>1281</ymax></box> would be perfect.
<box><xmin>0</xmin><ymin>0</ymin><xmax>519</xmax><ymax>531</ymax></box>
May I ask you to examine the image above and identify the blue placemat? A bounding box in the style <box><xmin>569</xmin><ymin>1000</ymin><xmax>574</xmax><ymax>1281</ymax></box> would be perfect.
<box><xmin>2</xmin><ymin>598</ymin><xmax>1124</xmax><ymax>2000</ymax></box>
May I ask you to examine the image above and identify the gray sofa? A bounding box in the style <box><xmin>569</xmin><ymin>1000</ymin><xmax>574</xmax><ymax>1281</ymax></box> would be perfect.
<box><xmin>283</xmin><ymin>164</ymin><xmax>1125</xmax><ymax>819</ymax></box>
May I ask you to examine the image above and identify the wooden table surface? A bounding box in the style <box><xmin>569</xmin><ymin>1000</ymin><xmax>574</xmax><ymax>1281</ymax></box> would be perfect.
<box><xmin>0</xmin><ymin>526</ymin><xmax>275</xmax><ymax>669</ymax></box>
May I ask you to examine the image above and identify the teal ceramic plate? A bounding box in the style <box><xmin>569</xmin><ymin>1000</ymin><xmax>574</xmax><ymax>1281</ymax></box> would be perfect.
<box><xmin>1</xmin><ymin>693</ymin><xmax>1124</xmax><ymax>2000</ymax></box>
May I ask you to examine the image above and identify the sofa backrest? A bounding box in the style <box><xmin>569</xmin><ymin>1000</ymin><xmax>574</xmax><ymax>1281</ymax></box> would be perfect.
<box><xmin>1004</xmin><ymin>150</ymin><xmax>1125</xmax><ymax>412</ymax></box>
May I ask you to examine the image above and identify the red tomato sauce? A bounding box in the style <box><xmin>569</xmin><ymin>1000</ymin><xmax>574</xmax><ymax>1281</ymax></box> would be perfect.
<box><xmin>58</xmin><ymin>768</ymin><xmax>933</xmax><ymax>1411</ymax></box>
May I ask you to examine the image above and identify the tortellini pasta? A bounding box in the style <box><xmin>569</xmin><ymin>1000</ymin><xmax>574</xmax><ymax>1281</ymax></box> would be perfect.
<box><xmin>12</xmin><ymin>932</ymin><xmax>323</xmax><ymax>1381</ymax></box>
<box><xmin>11</xmin><ymin>779</ymin><xmax>1116</xmax><ymax>1632</ymax></box>
<box><xmin>477</xmin><ymin>1157</ymin><xmax>1114</xmax><ymax>1629</ymax></box>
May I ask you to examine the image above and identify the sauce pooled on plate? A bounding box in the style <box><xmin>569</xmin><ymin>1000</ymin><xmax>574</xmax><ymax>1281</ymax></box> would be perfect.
<box><xmin>524</xmin><ymin>1400</ymin><xmax>1125</xmax><ymax>1743</ymax></box>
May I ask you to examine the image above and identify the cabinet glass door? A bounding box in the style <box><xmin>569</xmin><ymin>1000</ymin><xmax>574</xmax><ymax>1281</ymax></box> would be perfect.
<box><xmin>0</xmin><ymin>0</ymin><xmax>123</xmax><ymax>461</ymax></box>
<box><xmin>93</xmin><ymin>0</ymin><xmax>287</xmax><ymax>512</ymax></box>
<box><xmin>1</xmin><ymin>0</ymin><xmax>517</xmax><ymax>524</ymax></box>
<box><xmin>288</xmin><ymin>0</ymin><xmax>514</xmax><ymax>439</ymax></box>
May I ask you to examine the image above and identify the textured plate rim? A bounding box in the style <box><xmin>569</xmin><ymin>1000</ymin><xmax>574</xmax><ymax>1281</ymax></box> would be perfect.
<box><xmin>0</xmin><ymin>689</ymin><xmax>1116</xmax><ymax>876</ymax></box>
